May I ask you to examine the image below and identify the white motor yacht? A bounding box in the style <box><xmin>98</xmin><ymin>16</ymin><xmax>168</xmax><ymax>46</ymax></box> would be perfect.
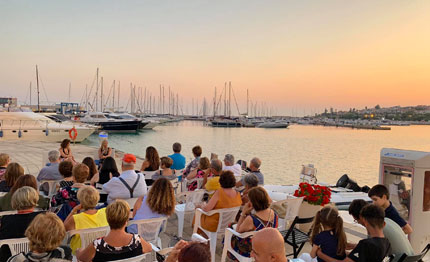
<box><xmin>80</xmin><ymin>112</ymin><xmax>140</xmax><ymax>132</ymax></box>
<box><xmin>257</xmin><ymin>120</ymin><xmax>289</xmax><ymax>128</ymax></box>
<box><xmin>0</xmin><ymin>111</ymin><xmax>95</xmax><ymax>142</ymax></box>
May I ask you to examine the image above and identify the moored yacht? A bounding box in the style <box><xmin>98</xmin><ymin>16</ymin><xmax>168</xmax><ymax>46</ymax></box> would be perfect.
<box><xmin>80</xmin><ymin>112</ymin><xmax>140</xmax><ymax>132</ymax></box>
<box><xmin>0</xmin><ymin>111</ymin><xmax>95</xmax><ymax>142</ymax></box>
<box><xmin>257</xmin><ymin>120</ymin><xmax>289</xmax><ymax>128</ymax></box>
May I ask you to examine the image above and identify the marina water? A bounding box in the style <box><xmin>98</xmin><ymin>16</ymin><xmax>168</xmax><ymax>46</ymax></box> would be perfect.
<box><xmin>82</xmin><ymin>121</ymin><xmax>430</xmax><ymax>186</ymax></box>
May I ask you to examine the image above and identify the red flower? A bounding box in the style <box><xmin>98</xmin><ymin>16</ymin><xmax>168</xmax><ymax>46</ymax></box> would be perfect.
<box><xmin>295</xmin><ymin>183</ymin><xmax>331</xmax><ymax>206</ymax></box>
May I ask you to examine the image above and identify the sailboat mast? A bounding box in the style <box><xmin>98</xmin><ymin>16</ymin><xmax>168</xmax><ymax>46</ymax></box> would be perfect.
<box><xmin>29</xmin><ymin>82</ymin><xmax>32</xmax><ymax>107</ymax></box>
<box><xmin>101</xmin><ymin>77</ymin><xmax>104</xmax><ymax>112</ymax></box>
<box><xmin>213</xmin><ymin>87</ymin><xmax>216</xmax><ymax>117</ymax></box>
<box><xmin>176</xmin><ymin>94</ymin><xmax>179</xmax><ymax>116</ymax></box>
<box><xmin>68</xmin><ymin>82</ymin><xmax>71</xmax><ymax>103</ymax></box>
<box><xmin>247</xmin><ymin>89</ymin><xmax>249</xmax><ymax>116</ymax></box>
<box><xmin>36</xmin><ymin>65</ymin><xmax>40</xmax><ymax>112</ymax></box>
<box><xmin>228</xmin><ymin>81</ymin><xmax>231</xmax><ymax>117</ymax></box>
<box><xmin>85</xmin><ymin>84</ymin><xmax>88</xmax><ymax>112</ymax></box>
<box><xmin>112</xmin><ymin>80</ymin><xmax>116</xmax><ymax>111</ymax></box>
<box><xmin>96</xmin><ymin>68</ymin><xmax>99</xmax><ymax>112</ymax></box>
<box><xmin>118</xmin><ymin>81</ymin><xmax>120</xmax><ymax>111</ymax></box>
<box><xmin>225</xmin><ymin>83</ymin><xmax>228</xmax><ymax>116</ymax></box>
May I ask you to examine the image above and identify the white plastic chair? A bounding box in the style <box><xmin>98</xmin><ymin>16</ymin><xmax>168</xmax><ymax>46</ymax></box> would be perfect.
<box><xmin>142</xmin><ymin>171</ymin><xmax>157</xmax><ymax>180</ymax></box>
<box><xmin>268</xmin><ymin>191</ymin><xmax>289</xmax><ymax>201</ymax></box>
<box><xmin>175</xmin><ymin>190</ymin><xmax>206</xmax><ymax>237</ymax></box>
<box><xmin>127</xmin><ymin>217</ymin><xmax>167</xmax><ymax>248</ymax></box>
<box><xmin>0</xmin><ymin>237</ymin><xmax>30</xmax><ymax>256</ymax></box>
<box><xmin>39</xmin><ymin>180</ymin><xmax>61</xmax><ymax>197</ymax></box>
<box><xmin>106</xmin><ymin>253</ymin><xmax>149</xmax><ymax>262</ymax></box>
<box><xmin>221</xmin><ymin>228</ymin><xmax>256</xmax><ymax>262</ymax></box>
<box><xmin>193</xmin><ymin>206</ymin><xmax>241</xmax><ymax>262</ymax></box>
<box><xmin>67</xmin><ymin>226</ymin><xmax>110</xmax><ymax>249</ymax></box>
<box><xmin>123</xmin><ymin>197</ymin><xmax>139</xmax><ymax>210</ymax></box>
<box><xmin>181</xmin><ymin>177</ymin><xmax>204</xmax><ymax>192</ymax></box>
<box><xmin>272</xmin><ymin>196</ymin><xmax>304</xmax><ymax>230</ymax></box>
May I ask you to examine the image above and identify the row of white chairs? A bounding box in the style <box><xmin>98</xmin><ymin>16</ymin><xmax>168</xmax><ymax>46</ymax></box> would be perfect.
<box><xmin>0</xmin><ymin>217</ymin><xmax>167</xmax><ymax>262</ymax></box>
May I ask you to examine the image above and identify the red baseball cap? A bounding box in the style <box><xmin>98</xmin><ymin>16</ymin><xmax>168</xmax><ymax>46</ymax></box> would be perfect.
<box><xmin>122</xmin><ymin>153</ymin><xmax>136</xmax><ymax>163</ymax></box>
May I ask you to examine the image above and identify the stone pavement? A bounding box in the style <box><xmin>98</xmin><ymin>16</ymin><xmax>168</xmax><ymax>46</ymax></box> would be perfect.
<box><xmin>0</xmin><ymin>140</ymin><xmax>367</xmax><ymax>262</ymax></box>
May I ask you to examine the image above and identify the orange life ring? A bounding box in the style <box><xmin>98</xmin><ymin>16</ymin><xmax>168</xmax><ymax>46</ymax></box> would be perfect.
<box><xmin>69</xmin><ymin>127</ymin><xmax>78</xmax><ymax>140</ymax></box>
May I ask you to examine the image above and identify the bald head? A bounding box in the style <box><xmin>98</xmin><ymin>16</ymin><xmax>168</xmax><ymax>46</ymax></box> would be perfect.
<box><xmin>251</xmin><ymin>228</ymin><xmax>287</xmax><ymax>262</ymax></box>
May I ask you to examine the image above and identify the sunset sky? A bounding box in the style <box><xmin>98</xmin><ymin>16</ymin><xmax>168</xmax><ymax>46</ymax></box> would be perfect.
<box><xmin>1</xmin><ymin>0</ymin><xmax>429</xmax><ymax>115</ymax></box>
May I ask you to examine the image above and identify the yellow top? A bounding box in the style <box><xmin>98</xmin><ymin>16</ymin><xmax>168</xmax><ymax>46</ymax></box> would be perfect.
<box><xmin>205</xmin><ymin>177</ymin><xmax>220</xmax><ymax>192</ymax></box>
<box><xmin>70</xmin><ymin>208</ymin><xmax>108</xmax><ymax>253</ymax></box>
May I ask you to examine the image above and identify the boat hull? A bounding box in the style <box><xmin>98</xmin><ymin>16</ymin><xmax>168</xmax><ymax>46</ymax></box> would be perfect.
<box><xmin>81</xmin><ymin>120</ymin><xmax>140</xmax><ymax>131</ymax></box>
<box><xmin>210</xmin><ymin>121</ymin><xmax>242</xmax><ymax>127</ymax></box>
<box><xmin>0</xmin><ymin>127</ymin><xmax>94</xmax><ymax>142</ymax></box>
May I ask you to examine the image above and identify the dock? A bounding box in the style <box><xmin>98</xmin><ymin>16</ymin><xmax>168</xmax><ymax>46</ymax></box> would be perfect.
<box><xmin>0</xmin><ymin>140</ymin><xmax>368</xmax><ymax>261</ymax></box>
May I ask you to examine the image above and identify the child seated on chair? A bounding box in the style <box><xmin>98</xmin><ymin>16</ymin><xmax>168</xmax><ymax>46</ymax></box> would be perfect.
<box><xmin>318</xmin><ymin>204</ymin><xmax>392</xmax><ymax>262</ymax></box>
<box><xmin>299</xmin><ymin>205</ymin><xmax>347</xmax><ymax>262</ymax></box>
<box><xmin>368</xmin><ymin>184</ymin><xmax>413</xmax><ymax>235</ymax></box>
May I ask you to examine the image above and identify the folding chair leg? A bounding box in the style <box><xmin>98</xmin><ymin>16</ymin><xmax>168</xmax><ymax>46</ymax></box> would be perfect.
<box><xmin>296</xmin><ymin>242</ymin><xmax>306</xmax><ymax>258</ymax></box>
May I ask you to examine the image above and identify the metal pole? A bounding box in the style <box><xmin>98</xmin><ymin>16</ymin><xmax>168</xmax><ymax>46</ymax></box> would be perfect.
<box><xmin>36</xmin><ymin>65</ymin><xmax>40</xmax><ymax>112</ymax></box>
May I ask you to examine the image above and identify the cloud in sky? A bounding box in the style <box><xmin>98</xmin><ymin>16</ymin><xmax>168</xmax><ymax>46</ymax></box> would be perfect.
<box><xmin>0</xmin><ymin>0</ymin><xmax>429</xmax><ymax>115</ymax></box>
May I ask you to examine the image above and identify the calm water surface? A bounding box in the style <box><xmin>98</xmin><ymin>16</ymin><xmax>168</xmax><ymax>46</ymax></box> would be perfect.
<box><xmin>83</xmin><ymin>121</ymin><xmax>430</xmax><ymax>186</ymax></box>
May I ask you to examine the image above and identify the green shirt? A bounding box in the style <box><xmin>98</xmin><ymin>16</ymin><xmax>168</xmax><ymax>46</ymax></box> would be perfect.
<box><xmin>383</xmin><ymin>217</ymin><xmax>414</xmax><ymax>261</ymax></box>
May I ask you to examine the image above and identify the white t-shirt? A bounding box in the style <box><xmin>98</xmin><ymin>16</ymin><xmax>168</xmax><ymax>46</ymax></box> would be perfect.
<box><xmin>103</xmin><ymin>170</ymin><xmax>147</xmax><ymax>203</ymax></box>
<box><xmin>223</xmin><ymin>164</ymin><xmax>242</xmax><ymax>177</ymax></box>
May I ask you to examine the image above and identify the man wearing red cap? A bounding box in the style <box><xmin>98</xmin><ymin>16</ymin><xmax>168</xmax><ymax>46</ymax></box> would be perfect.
<box><xmin>102</xmin><ymin>153</ymin><xmax>147</xmax><ymax>203</ymax></box>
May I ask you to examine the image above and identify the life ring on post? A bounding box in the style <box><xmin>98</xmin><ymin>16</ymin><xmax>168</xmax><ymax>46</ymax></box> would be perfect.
<box><xmin>69</xmin><ymin>127</ymin><xmax>78</xmax><ymax>141</ymax></box>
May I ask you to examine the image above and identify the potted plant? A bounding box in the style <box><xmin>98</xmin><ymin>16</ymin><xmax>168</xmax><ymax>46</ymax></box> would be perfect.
<box><xmin>294</xmin><ymin>182</ymin><xmax>331</xmax><ymax>231</ymax></box>
<box><xmin>294</xmin><ymin>182</ymin><xmax>331</xmax><ymax>206</ymax></box>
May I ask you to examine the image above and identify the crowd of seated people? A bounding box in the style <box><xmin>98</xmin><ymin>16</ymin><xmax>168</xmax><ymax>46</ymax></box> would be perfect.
<box><xmin>2</xmin><ymin>140</ymin><xmax>420</xmax><ymax>262</ymax></box>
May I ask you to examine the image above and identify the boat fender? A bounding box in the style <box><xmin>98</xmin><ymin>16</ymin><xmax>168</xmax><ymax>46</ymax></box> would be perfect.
<box><xmin>69</xmin><ymin>127</ymin><xmax>78</xmax><ymax>141</ymax></box>
<box><xmin>18</xmin><ymin>130</ymin><xmax>22</xmax><ymax>138</ymax></box>
<box><xmin>45</xmin><ymin>129</ymin><xmax>49</xmax><ymax>136</ymax></box>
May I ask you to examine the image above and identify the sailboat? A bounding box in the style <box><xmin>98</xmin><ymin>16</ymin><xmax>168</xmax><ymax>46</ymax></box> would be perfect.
<box><xmin>210</xmin><ymin>82</ymin><xmax>243</xmax><ymax>127</ymax></box>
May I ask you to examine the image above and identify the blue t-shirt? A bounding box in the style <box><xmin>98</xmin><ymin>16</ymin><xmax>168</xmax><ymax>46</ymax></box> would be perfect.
<box><xmin>314</xmin><ymin>230</ymin><xmax>346</xmax><ymax>262</ymax></box>
<box><xmin>168</xmin><ymin>153</ymin><xmax>186</xmax><ymax>170</ymax></box>
<box><xmin>385</xmin><ymin>201</ymin><xmax>407</xmax><ymax>228</ymax></box>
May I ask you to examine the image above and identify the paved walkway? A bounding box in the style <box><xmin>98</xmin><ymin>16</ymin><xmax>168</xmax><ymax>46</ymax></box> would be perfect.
<box><xmin>0</xmin><ymin>140</ymin><xmax>367</xmax><ymax>261</ymax></box>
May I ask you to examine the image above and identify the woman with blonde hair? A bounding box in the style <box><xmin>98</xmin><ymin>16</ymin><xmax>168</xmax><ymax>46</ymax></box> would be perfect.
<box><xmin>0</xmin><ymin>186</ymin><xmax>45</xmax><ymax>240</ymax></box>
<box><xmin>77</xmin><ymin>200</ymin><xmax>151</xmax><ymax>262</ymax></box>
<box><xmin>64</xmin><ymin>186</ymin><xmax>108</xmax><ymax>253</ymax></box>
<box><xmin>7</xmin><ymin>212</ymin><xmax>72</xmax><ymax>262</ymax></box>
<box><xmin>0</xmin><ymin>162</ymin><xmax>24</xmax><ymax>192</ymax></box>
<box><xmin>129</xmin><ymin>178</ymin><xmax>175</xmax><ymax>234</ymax></box>
<box><xmin>98</xmin><ymin>139</ymin><xmax>112</xmax><ymax>167</ymax></box>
